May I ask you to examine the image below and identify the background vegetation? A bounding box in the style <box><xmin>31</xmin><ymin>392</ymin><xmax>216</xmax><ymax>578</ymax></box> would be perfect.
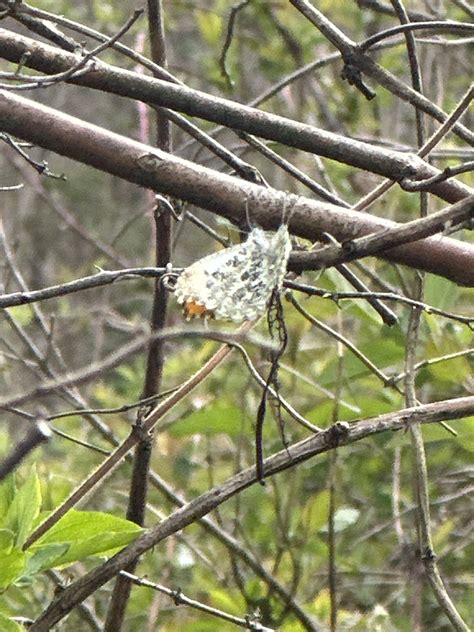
<box><xmin>0</xmin><ymin>1</ymin><xmax>473</xmax><ymax>630</ymax></box>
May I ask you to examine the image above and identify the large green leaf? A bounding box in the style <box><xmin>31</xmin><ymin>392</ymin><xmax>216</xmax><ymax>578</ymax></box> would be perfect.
<box><xmin>30</xmin><ymin>510</ymin><xmax>143</xmax><ymax>567</ymax></box>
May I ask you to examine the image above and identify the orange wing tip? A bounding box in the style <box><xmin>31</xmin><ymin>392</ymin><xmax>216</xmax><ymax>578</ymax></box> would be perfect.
<box><xmin>183</xmin><ymin>300</ymin><xmax>215</xmax><ymax>320</ymax></box>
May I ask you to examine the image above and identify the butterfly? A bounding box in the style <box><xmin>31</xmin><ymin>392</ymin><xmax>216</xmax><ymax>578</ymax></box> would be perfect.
<box><xmin>174</xmin><ymin>224</ymin><xmax>291</xmax><ymax>322</ymax></box>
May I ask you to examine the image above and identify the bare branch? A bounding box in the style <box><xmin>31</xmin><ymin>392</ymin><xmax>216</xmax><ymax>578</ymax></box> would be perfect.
<box><xmin>119</xmin><ymin>571</ymin><xmax>275</xmax><ymax>631</ymax></box>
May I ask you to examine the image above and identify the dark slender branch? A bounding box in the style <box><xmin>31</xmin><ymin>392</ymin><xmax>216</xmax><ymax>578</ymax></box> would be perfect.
<box><xmin>289</xmin><ymin>196</ymin><xmax>474</xmax><ymax>274</ymax></box>
<box><xmin>3</xmin><ymin>3</ymin><xmax>78</xmax><ymax>52</ymax></box>
<box><xmin>353</xmin><ymin>85</ymin><xmax>473</xmax><ymax>213</ymax></box>
<box><xmin>3</xmin><ymin>0</ymin><xmax>262</xmax><ymax>182</ymax></box>
<box><xmin>284</xmin><ymin>281</ymin><xmax>474</xmax><ymax>329</ymax></box>
<box><xmin>401</xmin><ymin>162</ymin><xmax>474</xmax><ymax>192</ymax></box>
<box><xmin>6</xmin><ymin>150</ymin><xmax>131</xmax><ymax>267</ymax></box>
<box><xmin>145</xmin><ymin>473</ymin><xmax>321</xmax><ymax>632</ymax></box>
<box><xmin>0</xmin><ymin>0</ymin><xmax>182</xmax><ymax>84</ymax></box>
<box><xmin>0</xmin><ymin>132</ymin><xmax>65</xmax><ymax>179</ymax></box>
<box><xmin>0</xmin><ymin>328</ymin><xmax>273</xmax><ymax>412</ymax></box>
<box><xmin>28</xmin><ymin>396</ymin><xmax>474</xmax><ymax>631</ymax></box>
<box><xmin>105</xmin><ymin>2</ymin><xmax>173</xmax><ymax>626</ymax></box>
<box><xmin>158</xmin><ymin>107</ymin><xmax>263</xmax><ymax>180</ymax></box>
<box><xmin>0</xmin><ymin>418</ymin><xmax>51</xmax><ymax>481</ymax></box>
<box><xmin>239</xmin><ymin>133</ymin><xmax>346</xmax><ymax>206</ymax></box>
<box><xmin>22</xmin><ymin>323</ymin><xmax>257</xmax><ymax>549</ymax></box>
<box><xmin>0</xmin><ymin>267</ymin><xmax>169</xmax><ymax>309</ymax></box>
<box><xmin>355</xmin><ymin>0</ymin><xmax>438</xmax><ymax>21</ymax></box>
<box><xmin>287</xmin><ymin>294</ymin><xmax>399</xmax><ymax>389</ymax></box>
<box><xmin>219</xmin><ymin>0</ymin><xmax>251</xmax><ymax>89</ymax></box>
<box><xmin>360</xmin><ymin>20</ymin><xmax>474</xmax><ymax>51</ymax></box>
<box><xmin>0</xmin><ymin>9</ymin><xmax>144</xmax><ymax>90</ymax></box>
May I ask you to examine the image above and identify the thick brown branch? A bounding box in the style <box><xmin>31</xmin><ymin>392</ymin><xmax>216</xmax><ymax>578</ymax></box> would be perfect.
<box><xmin>0</xmin><ymin>28</ymin><xmax>471</xmax><ymax>203</ymax></box>
<box><xmin>0</xmin><ymin>90</ymin><xmax>473</xmax><ymax>285</ymax></box>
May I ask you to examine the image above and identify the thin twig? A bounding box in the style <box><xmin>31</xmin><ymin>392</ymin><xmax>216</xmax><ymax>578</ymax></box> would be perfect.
<box><xmin>0</xmin><ymin>267</ymin><xmax>170</xmax><ymax>309</ymax></box>
<box><xmin>119</xmin><ymin>571</ymin><xmax>274</xmax><ymax>631</ymax></box>
<box><xmin>286</xmin><ymin>293</ymin><xmax>401</xmax><ymax>391</ymax></box>
<box><xmin>219</xmin><ymin>0</ymin><xmax>251</xmax><ymax>89</ymax></box>
<box><xmin>0</xmin><ymin>9</ymin><xmax>144</xmax><ymax>91</ymax></box>
<box><xmin>0</xmin><ymin>326</ymin><xmax>275</xmax><ymax>411</ymax></box>
<box><xmin>360</xmin><ymin>20</ymin><xmax>474</xmax><ymax>50</ymax></box>
<box><xmin>401</xmin><ymin>161</ymin><xmax>474</xmax><ymax>192</ymax></box>
<box><xmin>284</xmin><ymin>281</ymin><xmax>474</xmax><ymax>329</ymax></box>
<box><xmin>22</xmin><ymin>322</ymin><xmax>256</xmax><ymax>549</ymax></box>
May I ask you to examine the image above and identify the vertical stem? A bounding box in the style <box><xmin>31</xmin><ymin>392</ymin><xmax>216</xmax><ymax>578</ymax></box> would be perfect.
<box><xmin>328</xmin><ymin>315</ymin><xmax>343</xmax><ymax>631</ymax></box>
<box><xmin>392</xmin><ymin>3</ymin><xmax>469</xmax><ymax>629</ymax></box>
<box><xmin>104</xmin><ymin>2</ymin><xmax>172</xmax><ymax>629</ymax></box>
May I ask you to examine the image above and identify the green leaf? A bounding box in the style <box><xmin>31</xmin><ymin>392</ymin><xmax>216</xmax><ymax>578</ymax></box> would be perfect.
<box><xmin>4</xmin><ymin>467</ymin><xmax>41</xmax><ymax>548</ymax></box>
<box><xmin>31</xmin><ymin>510</ymin><xmax>143</xmax><ymax>567</ymax></box>
<box><xmin>195</xmin><ymin>10</ymin><xmax>222</xmax><ymax>46</ymax></box>
<box><xmin>0</xmin><ymin>612</ymin><xmax>25</xmax><ymax>632</ymax></box>
<box><xmin>169</xmin><ymin>403</ymin><xmax>243</xmax><ymax>438</ymax></box>
<box><xmin>0</xmin><ymin>549</ymin><xmax>26</xmax><ymax>589</ymax></box>
<box><xmin>424</xmin><ymin>274</ymin><xmax>459</xmax><ymax>311</ymax></box>
<box><xmin>0</xmin><ymin>475</ymin><xmax>16</xmax><ymax>526</ymax></box>
<box><xmin>422</xmin><ymin>416</ymin><xmax>474</xmax><ymax>450</ymax></box>
<box><xmin>301</xmin><ymin>490</ymin><xmax>329</xmax><ymax>532</ymax></box>
<box><xmin>310</xmin><ymin>588</ymin><xmax>331</xmax><ymax>621</ymax></box>
<box><xmin>4</xmin><ymin>305</ymin><xmax>34</xmax><ymax>327</ymax></box>
<box><xmin>24</xmin><ymin>543</ymin><xmax>70</xmax><ymax>576</ymax></box>
<box><xmin>208</xmin><ymin>588</ymin><xmax>245</xmax><ymax>617</ymax></box>
<box><xmin>0</xmin><ymin>528</ymin><xmax>15</xmax><ymax>553</ymax></box>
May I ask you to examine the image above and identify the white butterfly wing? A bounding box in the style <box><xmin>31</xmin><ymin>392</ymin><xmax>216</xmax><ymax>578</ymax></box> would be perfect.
<box><xmin>175</xmin><ymin>225</ymin><xmax>291</xmax><ymax>322</ymax></box>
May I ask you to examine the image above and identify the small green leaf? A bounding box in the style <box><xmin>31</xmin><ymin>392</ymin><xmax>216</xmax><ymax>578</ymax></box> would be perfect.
<box><xmin>0</xmin><ymin>475</ymin><xmax>16</xmax><ymax>525</ymax></box>
<box><xmin>4</xmin><ymin>466</ymin><xmax>41</xmax><ymax>548</ymax></box>
<box><xmin>208</xmin><ymin>588</ymin><xmax>245</xmax><ymax>617</ymax></box>
<box><xmin>169</xmin><ymin>403</ymin><xmax>242</xmax><ymax>438</ymax></box>
<box><xmin>24</xmin><ymin>543</ymin><xmax>70</xmax><ymax>576</ymax></box>
<box><xmin>0</xmin><ymin>549</ymin><xmax>26</xmax><ymax>589</ymax></box>
<box><xmin>195</xmin><ymin>10</ymin><xmax>222</xmax><ymax>46</ymax></box>
<box><xmin>424</xmin><ymin>274</ymin><xmax>459</xmax><ymax>311</ymax></box>
<box><xmin>0</xmin><ymin>528</ymin><xmax>15</xmax><ymax>553</ymax></box>
<box><xmin>301</xmin><ymin>490</ymin><xmax>330</xmax><ymax>532</ymax></box>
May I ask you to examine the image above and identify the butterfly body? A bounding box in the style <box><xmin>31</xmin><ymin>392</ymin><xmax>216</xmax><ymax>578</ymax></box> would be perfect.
<box><xmin>175</xmin><ymin>225</ymin><xmax>291</xmax><ymax>322</ymax></box>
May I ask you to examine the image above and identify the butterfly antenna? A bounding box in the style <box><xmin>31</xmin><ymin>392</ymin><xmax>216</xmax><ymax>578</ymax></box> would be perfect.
<box><xmin>281</xmin><ymin>192</ymin><xmax>298</xmax><ymax>227</ymax></box>
<box><xmin>244</xmin><ymin>196</ymin><xmax>256</xmax><ymax>232</ymax></box>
